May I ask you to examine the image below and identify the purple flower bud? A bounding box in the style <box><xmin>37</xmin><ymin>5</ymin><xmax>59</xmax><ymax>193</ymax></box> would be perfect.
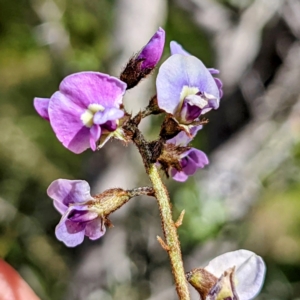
<box><xmin>137</xmin><ymin>27</ymin><xmax>165</xmax><ymax>70</ymax></box>
<box><xmin>47</xmin><ymin>179</ymin><xmax>106</xmax><ymax>247</ymax></box>
<box><xmin>34</xmin><ymin>72</ymin><xmax>127</xmax><ymax>154</ymax></box>
<box><xmin>120</xmin><ymin>28</ymin><xmax>165</xmax><ymax>89</ymax></box>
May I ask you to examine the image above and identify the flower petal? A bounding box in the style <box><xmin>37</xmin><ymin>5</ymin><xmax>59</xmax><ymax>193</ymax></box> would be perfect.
<box><xmin>68</xmin><ymin>210</ymin><xmax>98</xmax><ymax>223</ymax></box>
<box><xmin>59</xmin><ymin>71</ymin><xmax>127</xmax><ymax>109</ymax></box>
<box><xmin>187</xmin><ymin>149</ymin><xmax>209</xmax><ymax>168</ymax></box>
<box><xmin>208</xmin><ymin>68</ymin><xmax>220</xmax><ymax>75</ymax></box>
<box><xmin>55</xmin><ymin>217</ymin><xmax>85</xmax><ymax>247</ymax></box>
<box><xmin>93</xmin><ymin>108</ymin><xmax>124</xmax><ymax>125</ymax></box>
<box><xmin>90</xmin><ymin>125</ymin><xmax>101</xmax><ymax>151</ymax></box>
<box><xmin>47</xmin><ymin>179</ymin><xmax>93</xmax><ymax>214</ymax></box>
<box><xmin>48</xmin><ymin>91</ymin><xmax>90</xmax><ymax>153</ymax></box>
<box><xmin>205</xmin><ymin>249</ymin><xmax>266</xmax><ymax>300</ymax></box>
<box><xmin>170</xmin><ymin>41</ymin><xmax>190</xmax><ymax>56</ymax></box>
<box><xmin>85</xmin><ymin>218</ymin><xmax>106</xmax><ymax>240</ymax></box>
<box><xmin>167</xmin><ymin>126</ymin><xmax>203</xmax><ymax>146</ymax></box>
<box><xmin>137</xmin><ymin>27</ymin><xmax>165</xmax><ymax>69</ymax></box>
<box><xmin>33</xmin><ymin>97</ymin><xmax>50</xmax><ymax>121</ymax></box>
<box><xmin>156</xmin><ymin>54</ymin><xmax>220</xmax><ymax>115</ymax></box>
<box><xmin>169</xmin><ymin>168</ymin><xmax>189</xmax><ymax>182</ymax></box>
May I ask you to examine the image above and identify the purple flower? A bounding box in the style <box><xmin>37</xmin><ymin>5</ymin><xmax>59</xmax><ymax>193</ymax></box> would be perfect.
<box><xmin>34</xmin><ymin>72</ymin><xmax>127</xmax><ymax>154</ymax></box>
<box><xmin>137</xmin><ymin>27</ymin><xmax>165</xmax><ymax>70</ymax></box>
<box><xmin>167</xmin><ymin>126</ymin><xmax>209</xmax><ymax>182</ymax></box>
<box><xmin>47</xmin><ymin>179</ymin><xmax>106</xmax><ymax>247</ymax></box>
<box><xmin>156</xmin><ymin>42</ymin><xmax>223</xmax><ymax>125</ymax></box>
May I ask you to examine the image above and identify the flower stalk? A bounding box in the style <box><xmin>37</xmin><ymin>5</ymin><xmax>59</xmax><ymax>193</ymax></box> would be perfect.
<box><xmin>148</xmin><ymin>163</ymin><xmax>190</xmax><ymax>300</ymax></box>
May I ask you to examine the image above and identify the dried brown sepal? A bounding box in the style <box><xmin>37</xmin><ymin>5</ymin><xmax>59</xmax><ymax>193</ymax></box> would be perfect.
<box><xmin>160</xmin><ymin>115</ymin><xmax>210</xmax><ymax>141</ymax></box>
<box><xmin>160</xmin><ymin>115</ymin><xmax>184</xmax><ymax>141</ymax></box>
<box><xmin>157</xmin><ymin>143</ymin><xmax>190</xmax><ymax>177</ymax></box>
<box><xmin>120</xmin><ymin>55</ymin><xmax>152</xmax><ymax>89</ymax></box>
<box><xmin>104</xmin><ymin>218</ymin><xmax>114</xmax><ymax>228</ymax></box>
<box><xmin>148</xmin><ymin>139</ymin><xmax>164</xmax><ymax>163</ymax></box>
<box><xmin>131</xmin><ymin>96</ymin><xmax>164</xmax><ymax>126</ymax></box>
<box><xmin>191</xmin><ymin>118</ymin><xmax>209</xmax><ymax>126</ymax></box>
<box><xmin>186</xmin><ymin>268</ymin><xmax>218</xmax><ymax>299</ymax></box>
<box><xmin>147</xmin><ymin>95</ymin><xmax>164</xmax><ymax>115</ymax></box>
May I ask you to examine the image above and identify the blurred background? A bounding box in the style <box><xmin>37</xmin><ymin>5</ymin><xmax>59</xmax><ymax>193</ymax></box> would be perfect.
<box><xmin>0</xmin><ymin>0</ymin><xmax>300</xmax><ymax>299</ymax></box>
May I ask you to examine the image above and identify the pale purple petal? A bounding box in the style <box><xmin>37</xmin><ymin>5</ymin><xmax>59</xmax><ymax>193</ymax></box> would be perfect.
<box><xmin>167</xmin><ymin>126</ymin><xmax>202</xmax><ymax>147</ymax></box>
<box><xmin>167</xmin><ymin>131</ymin><xmax>192</xmax><ymax>146</ymax></box>
<box><xmin>186</xmin><ymin>149</ymin><xmax>209</xmax><ymax>168</ymax></box>
<box><xmin>90</xmin><ymin>125</ymin><xmax>101</xmax><ymax>151</ymax></box>
<box><xmin>48</xmin><ymin>91</ymin><xmax>90</xmax><ymax>153</ymax></box>
<box><xmin>208</xmin><ymin>68</ymin><xmax>220</xmax><ymax>75</ymax></box>
<box><xmin>181</xmin><ymin>156</ymin><xmax>198</xmax><ymax>175</ymax></box>
<box><xmin>137</xmin><ymin>27</ymin><xmax>165</xmax><ymax>69</ymax></box>
<box><xmin>170</xmin><ymin>41</ymin><xmax>190</xmax><ymax>56</ymax></box>
<box><xmin>169</xmin><ymin>148</ymin><xmax>208</xmax><ymax>182</ymax></box>
<box><xmin>214</xmin><ymin>77</ymin><xmax>223</xmax><ymax>98</ymax></box>
<box><xmin>156</xmin><ymin>54</ymin><xmax>220</xmax><ymax>114</ymax></box>
<box><xmin>85</xmin><ymin>218</ymin><xmax>106</xmax><ymax>240</ymax></box>
<box><xmin>47</xmin><ymin>179</ymin><xmax>93</xmax><ymax>214</ymax></box>
<box><xmin>205</xmin><ymin>250</ymin><xmax>266</xmax><ymax>300</ymax></box>
<box><xmin>55</xmin><ymin>217</ymin><xmax>85</xmax><ymax>247</ymax></box>
<box><xmin>93</xmin><ymin>108</ymin><xmax>124</xmax><ymax>125</ymax></box>
<box><xmin>68</xmin><ymin>210</ymin><xmax>98</xmax><ymax>223</ymax></box>
<box><xmin>34</xmin><ymin>97</ymin><xmax>50</xmax><ymax>121</ymax></box>
<box><xmin>169</xmin><ymin>168</ymin><xmax>189</xmax><ymax>182</ymax></box>
<box><xmin>59</xmin><ymin>72</ymin><xmax>127</xmax><ymax>108</ymax></box>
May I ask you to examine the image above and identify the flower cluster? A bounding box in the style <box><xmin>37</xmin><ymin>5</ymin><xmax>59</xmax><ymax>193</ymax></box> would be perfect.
<box><xmin>34</xmin><ymin>28</ymin><xmax>221</xmax><ymax>181</ymax></box>
<box><xmin>34</xmin><ymin>26</ymin><xmax>266</xmax><ymax>299</ymax></box>
<box><xmin>33</xmin><ymin>27</ymin><xmax>224</xmax><ymax>241</ymax></box>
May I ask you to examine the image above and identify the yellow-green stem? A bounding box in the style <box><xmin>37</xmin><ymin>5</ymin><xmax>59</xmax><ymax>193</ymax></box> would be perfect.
<box><xmin>148</xmin><ymin>163</ymin><xmax>190</xmax><ymax>300</ymax></box>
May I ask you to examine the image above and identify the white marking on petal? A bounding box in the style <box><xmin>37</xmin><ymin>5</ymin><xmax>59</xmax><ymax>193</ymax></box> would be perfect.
<box><xmin>80</xmin><ymin>104</ymin><xmax>105</xmax><ymax>128</ymax></box>
<box><xmin>185</xmin><ymin>94</ymin><xmax>208</xmax><ymax>109</ymax></box>
<box><xmin>88</xmin><ymin>104</ymin><xmax>105</xmax><ymax>113</ymax></box>
<box><xmin>179</xmin><ymin>86</ymin><xmax>199</xmax><ymax>103</ymax></box>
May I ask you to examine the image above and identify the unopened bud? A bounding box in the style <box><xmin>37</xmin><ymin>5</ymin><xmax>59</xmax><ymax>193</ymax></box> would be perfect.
<box><xmin>120</xmin><ymin>28</ymin><xmax>165</xmax><ymax>89</ymax></box>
